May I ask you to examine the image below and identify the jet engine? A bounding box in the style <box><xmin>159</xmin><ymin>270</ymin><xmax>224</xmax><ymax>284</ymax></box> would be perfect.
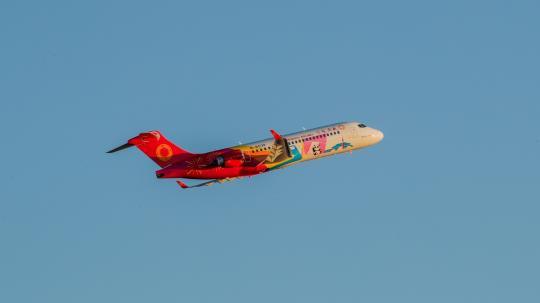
<box><xmin>213</xmin><ymin>156</ymin><xmax>244</xmax><ymax>167</ymax></box>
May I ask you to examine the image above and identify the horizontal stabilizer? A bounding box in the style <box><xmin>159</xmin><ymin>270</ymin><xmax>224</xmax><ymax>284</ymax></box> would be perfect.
<box><xmin>107</xmin><ymin>143</ymin><xmax>134</xmax><ymax>153</ymax></box>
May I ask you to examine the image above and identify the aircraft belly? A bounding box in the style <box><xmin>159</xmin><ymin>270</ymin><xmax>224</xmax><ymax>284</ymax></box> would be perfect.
<box><xmin>182</xmin><ymin>167</ymin><xmax>262</xmax><ymax>179</ymax></box>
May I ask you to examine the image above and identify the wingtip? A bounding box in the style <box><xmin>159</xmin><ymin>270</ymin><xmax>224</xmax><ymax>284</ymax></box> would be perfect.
<box><xmin>270</xmin><ymin>129</ymin><xmax>282</xmax><ymax>140</ymax></box>
<box><xmin>176</xmin><ymin>180</ymin><xmax>189</xmax><ymax>189</ymax></box>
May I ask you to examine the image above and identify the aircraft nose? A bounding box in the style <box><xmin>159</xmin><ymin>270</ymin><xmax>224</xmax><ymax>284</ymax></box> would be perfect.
<box><xmin>373</xmin><ymin>129</ymin><xmax>384</xmax><ymax>143</ymax></box>
<box><xmin>377</xmin><ymin>130</ymin><xmax>384</xmax><ymax>141</ymax></box>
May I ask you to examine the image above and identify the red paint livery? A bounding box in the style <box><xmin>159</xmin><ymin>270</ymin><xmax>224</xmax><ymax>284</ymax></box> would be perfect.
<box><xmin>124</xmin><ymin>131</ymin><xmax>193</xmax><ymax>167</ymax></box>
<box><xmin>108</xmin><ymin>130</ymin><xmax>270</xmax><ymax>184</ymax></box>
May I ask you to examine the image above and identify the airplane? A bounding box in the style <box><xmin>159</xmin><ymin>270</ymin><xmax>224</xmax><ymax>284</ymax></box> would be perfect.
<box><xmin>107</xmin><ymin>121</ymin><xmax>384</xmax><ymax>189</ymax></box>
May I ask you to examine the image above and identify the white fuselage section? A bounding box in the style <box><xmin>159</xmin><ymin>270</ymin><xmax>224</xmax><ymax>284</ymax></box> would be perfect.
<box><xmin>242</xmin><ymin>121</ymin><xmax>384</xmax><ymax>168</ymax></box>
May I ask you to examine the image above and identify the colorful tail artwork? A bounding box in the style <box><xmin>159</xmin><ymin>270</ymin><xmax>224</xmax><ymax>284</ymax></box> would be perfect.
<box><xmin>107</xmin><ymin>131</ymin><xmax>192</xmax><ymax>167</ymax></box>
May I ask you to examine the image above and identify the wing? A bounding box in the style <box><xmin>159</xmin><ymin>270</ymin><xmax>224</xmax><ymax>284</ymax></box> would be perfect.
<box><xmin>176</xmin><ymin>177</ymin><xmax>239</xmax><ymax>189</ymax></box>
<box><xmin>264</xmin><ymin>129</ymin><xmax>292</xmax><ymax>164</ymax></box>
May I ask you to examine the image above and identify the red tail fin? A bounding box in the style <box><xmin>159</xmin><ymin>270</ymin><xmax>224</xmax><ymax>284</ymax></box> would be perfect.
<box><xmin>108</xmin><ymin>131</ymin><xmax>193</xmax><ymax>167</ymax></box>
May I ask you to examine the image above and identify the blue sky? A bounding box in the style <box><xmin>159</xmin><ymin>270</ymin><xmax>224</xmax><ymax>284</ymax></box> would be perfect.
<box><xmin>1</xmin><ymin>1</ymin><xmax>539</xmax><ymax>302</ymax></box>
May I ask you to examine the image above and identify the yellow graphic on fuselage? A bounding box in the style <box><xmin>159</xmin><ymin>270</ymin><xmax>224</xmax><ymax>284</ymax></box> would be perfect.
<box><xmin>156</xmin><ymin>144</ymin><xmax>173</xmax><ymax>162</ymax></box>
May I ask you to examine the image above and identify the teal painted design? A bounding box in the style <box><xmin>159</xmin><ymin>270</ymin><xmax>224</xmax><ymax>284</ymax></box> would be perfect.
<box><xmin>324</xmin><ymin>142</ymin><xmax>353</xmax><ymax>153</ymax></box>
<box><xmin>268</xmin><ymin>145</ymin><xmax>302</xmax><ymax>170</ymax></box>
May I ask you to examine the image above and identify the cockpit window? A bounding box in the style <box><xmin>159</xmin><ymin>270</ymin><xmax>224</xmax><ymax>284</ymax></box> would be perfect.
<box><xmin>358</xmin><ymin>124</ymin><xmax>367</xmax><ymax>128</ymax></box>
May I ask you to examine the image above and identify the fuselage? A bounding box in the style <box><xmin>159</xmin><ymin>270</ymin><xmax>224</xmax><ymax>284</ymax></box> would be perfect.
<box><xmin>156</xmin><ymin>122</ymin><xmax>383</xmax><ymax>180</ymax></box>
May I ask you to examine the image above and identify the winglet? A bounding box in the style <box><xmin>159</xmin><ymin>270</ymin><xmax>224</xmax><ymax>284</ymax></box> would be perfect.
<box><xmin>176</xmin><ymin>180</ymin><xmax>189</xmax><ymax>189</ymax></box>
<box><xmin>270</xmin><ymin>129</ymin><xmax>283</xmax><ymax>141</ymax></box>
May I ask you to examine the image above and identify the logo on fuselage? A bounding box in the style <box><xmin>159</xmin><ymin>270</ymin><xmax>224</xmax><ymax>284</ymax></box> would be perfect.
<box><xmin>156</xmin><ymin>144</ymin><xmax>173</xmax><ymax>162</ymax></box>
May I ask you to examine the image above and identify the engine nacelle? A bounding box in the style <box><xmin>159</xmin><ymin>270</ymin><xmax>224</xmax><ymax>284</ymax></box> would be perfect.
<box><xmin>213</xmin><ymin>156</ymin><xmax>244</xmax><ymax>167</ymax></box>
<box><xmin>224</xmin><ymin>159</ymin><xmax>244</xmax><ymax>167</ymax></box>
<box><xmin>214</xmin><ymin>156</ymin><xmax>225</xmax><ymax>167</ymax></box>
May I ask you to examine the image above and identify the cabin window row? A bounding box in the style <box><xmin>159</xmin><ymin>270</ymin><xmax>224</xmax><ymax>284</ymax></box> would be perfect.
<box><xmin>289</xmin><ymin>131</ymin><xmax>340</xmax><ymax>144</ymax></box>
<box><xmin>249</xmin><ymin>131</ymin><xmax>341</xmax><ymax>152</ymax></box>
